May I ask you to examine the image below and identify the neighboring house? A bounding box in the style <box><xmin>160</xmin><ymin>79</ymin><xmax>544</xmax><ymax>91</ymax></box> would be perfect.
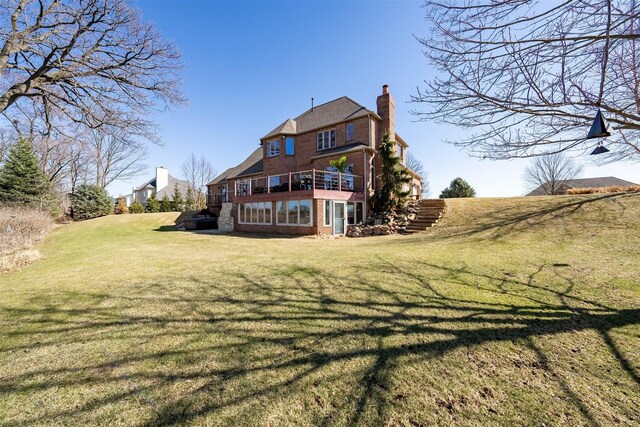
<box><xmin>527</xmin><ymin>176</ymin><xmax>638</xmax><ymax>196</ymax></box>
<box><xmin>207</xmin><ymin>84</ymin><xmax>423</xmax><ymax>235</ymax></box>
<box><xmin>118</xmin><ymin>167</ymin><xmax>190</xmax><ymax>206</ymax></box>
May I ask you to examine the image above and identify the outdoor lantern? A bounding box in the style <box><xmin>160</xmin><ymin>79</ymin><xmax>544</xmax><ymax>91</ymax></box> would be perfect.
<box><xmin>586</xmin><ymin>109</ymin><xmax>611</xmax><ymax>139</ymax></box>
<box><xmin>590</xmin><ymin>142</ymin><xmax>610</xmax><ymax>155</ymax></box>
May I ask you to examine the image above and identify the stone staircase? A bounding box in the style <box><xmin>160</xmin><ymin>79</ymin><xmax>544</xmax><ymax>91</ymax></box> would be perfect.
<box><xmin>404</xmin><ymin>199</ymin><xmax>446</xmax><ymax>233</ymax></box>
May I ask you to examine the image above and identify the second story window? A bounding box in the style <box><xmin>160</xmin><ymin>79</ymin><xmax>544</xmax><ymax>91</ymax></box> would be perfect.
<box><xmin>317</xmin><ymin>129</ymin><xmax>336</xmax><ymax>151</ymax></box>
<box><xmin>397</xmin><ymin>144</ymin><xmax>404</xmax><ymax>162</ymax></box>
<box><xmin>266</xmin><ymin>140</ymin><xmax>280</xmax><ymax>158</ymax></box>
<box><xmin>346</xmin><ymin>123</ymin><xmax>354</xmax><ymax>141</ymax></box>
<box><xmin>285</xmin><ymin>137</ymin><xmax>294</xmax><ymax>155</ymax></box>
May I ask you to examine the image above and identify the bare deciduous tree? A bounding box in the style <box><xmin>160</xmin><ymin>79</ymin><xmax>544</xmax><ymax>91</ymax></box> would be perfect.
<box><xmin>524</xmin><ymin>153</ymin><xmax>584</xmax><ymax>195</ymax></box>
<box><xmin>0</xmin><ymin>0</ymin><xmax>184</xmax><ymax>139</ymax></box>
<box><xmin>413</xmin><ymin>0</ymin><xmax>640</xmax><ymax>163</ymax></box>
<box><xmin>87</xmin><ymin>129</ymin><xmax>147</xmax><ymax>188</ymax></box>
<box><xmin>181</xmin><ymin>153</ymin><xmax>216</xmax><ymax>209</ymax></box>
<box><xmin>406</xmin><ymin>152</ymin><xmax>431</xmax><ymax>197</ymax></box>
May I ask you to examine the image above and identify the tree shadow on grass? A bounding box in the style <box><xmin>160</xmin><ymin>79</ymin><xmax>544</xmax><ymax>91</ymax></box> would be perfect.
<box><xmin>0</xmin><ymin>260</ymin><xmax>638</xmax><ymax>426</ymax></box>
<box><xmin>394</xmin><ymin>193</ymin><xmax>638</xmax><ymax>243</ymax></box>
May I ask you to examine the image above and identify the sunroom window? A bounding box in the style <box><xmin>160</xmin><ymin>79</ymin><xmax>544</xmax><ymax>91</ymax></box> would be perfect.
<box><xmin>276</xmin><ymin>199</ymin><xmax>312</xmax><ymax>226</ymax></box>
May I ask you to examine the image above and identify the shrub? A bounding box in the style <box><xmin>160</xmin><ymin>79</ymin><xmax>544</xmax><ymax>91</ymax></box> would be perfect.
<box><xmin>129</xmin><ymin>200</ymin><xmax>144</xmax><ymax>214</ymax></box>
<box><xmin>115</xmin><ymin>197</ymin><xmax>128</xmax><ymax>214</ymax></box>
<box><xmin>145</xmin><ymin>193</ymin><xmax>160</xmax><ymax>213</ymax></box>
<box><xmin>71</xmin><ymin>184</ymin><xmax>113</xmax><ymax>220</ymax></box>
<box><xmin>566</xmin><ymin>185</ymin><xmax>640</xmax><ymax>195</ymax></box>
<box><xmin>0</xmin><ymin>207</ymin><xmax>52</xmax><ymax>272</ymax></box>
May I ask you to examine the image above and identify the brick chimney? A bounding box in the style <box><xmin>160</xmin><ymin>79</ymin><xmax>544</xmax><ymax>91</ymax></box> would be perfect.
<box><xmin>376</xmin><ymin>84</ymin><xmax>396</xmax><ymax>143</ymax></box>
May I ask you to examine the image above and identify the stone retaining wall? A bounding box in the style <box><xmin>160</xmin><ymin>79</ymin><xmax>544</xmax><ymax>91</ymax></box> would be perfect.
<box><xmin>218</xmin><ymin>202</ymin><xmax>234</xmax><ymax>232</ymax></box>
<box><xmin>346</xmin><ymin>200</ymin><xmax>419</xmax><ymax>237</ymax></box>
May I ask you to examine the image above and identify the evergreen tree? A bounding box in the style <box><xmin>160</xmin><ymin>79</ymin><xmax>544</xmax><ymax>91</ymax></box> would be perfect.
<box><xmin>115</xmin><ymin>197</ymin><xmax>128</xmax><ymax>214</ymax></box>
<box><xmin>0</xmin><ymin>138</ymin><xmax>52</xmax><ymax>208</ymax></box>
<box><xmin>171</xmin><ymin>183</ymin><xmax>184</xmax><ymax>211</ymax></box>
<box><xmin>439</xmin><ymin>177</ymin><xmax>476</xmax><ymax>198</ymax></box>
<box><xmin>145</xmin><ymin>192</ymin><xmax>160</xmax><ymax>213</ymax></box>
<box><xmin>184</xmin><ymin>187</ymin><xmax>196</xmax><ymax>211</ymax></box>
<box><xmin>371</xmin><ymin>133</ymin><xmax>411</xmax><ymax>213</ymax></box>
<box><xmin>160</xmin><ymin>195</ymin><xmax>172</xmax><ymax>212</ymax></box>
<box><xmin>129</xmin><ymin>200</ymin><xmax>144</xmax><ymax>214</ymax></box>
<box><xmin>71</xmin><ymin>184</ymin><xmax>113</xmax><ymax>220</ymax></box>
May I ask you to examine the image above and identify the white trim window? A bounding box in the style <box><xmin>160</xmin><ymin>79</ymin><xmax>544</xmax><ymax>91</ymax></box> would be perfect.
<box><xmin>324</xmin><ymin>200</ymin><xmax>331</xmax><ymax>226</ymax></box>
<box><xmin>317</xmin><ymin>129</ymin><xmax>336</xmax><ymax>151</ymax></box>
<box><xmin>276</xmin><ymin>199</ymin><xmax>313</xmax><ymax>226</ymax></box>
<box><xmin>266</xmin><ymin>140</ymin><xmax>280</xmax><ymax>158</ymax></box>
<box><xmin>347</xmin><ymin>201</ymin><xmax>364</xmax><ymax>225</ymax></box>
<box><xmin>239</xmin><ymin>202</ymin><xmax>272</xmax><ymax>224</ymax></box>
<box><xmin>396</xmin><ymin>144</ymin><xmax>404</xmax><ymax>162</ymax></box>
<box><xmin>346</xmin><ymin>123</ymin><xmax>354</xmax><ymax>141</ymax></box>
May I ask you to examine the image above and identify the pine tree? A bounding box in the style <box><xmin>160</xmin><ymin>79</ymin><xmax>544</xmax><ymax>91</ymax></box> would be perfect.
<box><xmin>184</xmin><ymin>187</ymin><xmax>196</xmax><ymax>211</ymax></box>
<box><xmin>439</xmin><ymin>177</ymin><xmax>476</xmax><ymax>198</ymax></box>
<box><xmin>71</xmin><ymin>184</ymin><xmax>113</xmax><ymax>220</ymax></box>
<box><xmin>145</xmin><ymin>192</ymin><xmax>160</xmax><ymax>213</ymax></box>
<box><xmin>160</xmin><ymin>195</ymin><xmax>172</xmax><ymax>212</ymax></box>
<box><xmin>0</xmin><ymin>138</ymin><xmax>52</xmax><ymax>208</ymax></box>
<box><xmin>171</xmin><ymin>183</ymin><xmax>184</xmax><ymax>211</ymax></box>
<box><xmin>371</xmin><ymin>133</ymin><xmax>411</xmax><ymax>213</ymax></box>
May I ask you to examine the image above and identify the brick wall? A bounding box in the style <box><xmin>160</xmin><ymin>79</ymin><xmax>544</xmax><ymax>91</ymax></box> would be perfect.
<box><xmin>261</xmin><ymin>115</ymin><xmax>373</xmax><ymax>178</ymax></box>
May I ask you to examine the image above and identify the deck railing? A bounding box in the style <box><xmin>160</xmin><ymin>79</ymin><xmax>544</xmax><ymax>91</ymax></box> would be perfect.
<box><xmin>234</xmin><ymin>169</ymin><xmax>361</xmax><ymax>197</ymax></box>
<box><xmin>207</xmin><ymin>193</ymin><xmax>232</xmax><ymax>206</ymax></box>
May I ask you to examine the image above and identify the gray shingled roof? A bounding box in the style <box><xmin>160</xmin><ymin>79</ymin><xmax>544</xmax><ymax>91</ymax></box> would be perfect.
<box><xmin>527</xmin><ymin>176</ymin><xmax>638</xmax><ymax>196</ymax></box>
<box><xmin>309</xmin><ymin>142</ymin><xmax>371</xmax><ymax>160</ymax></box>
<box><xmin>156</xmin><ymin>175</ymin><xmax>190</xmax><ymax>201</ymax></box>
<box><xmin>262</xmin><ymin>97</ymin><xmax>376</xmax><ymax>140</ymax></box>
<box><xmin>207</xmin><ymin>147</ymin><xmax>264</xmax><ymax>186</ymax></box>
<box><xmin>134</xmin><ymin>178</ymin><xmax>156</xmax><ymax>191</ymax></box>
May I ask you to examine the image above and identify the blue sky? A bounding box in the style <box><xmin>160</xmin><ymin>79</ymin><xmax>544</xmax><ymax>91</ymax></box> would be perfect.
<box><xmin>108</xmin><ymin>0</ymin><xmax>639</xmax><ymax>198</ymax></box>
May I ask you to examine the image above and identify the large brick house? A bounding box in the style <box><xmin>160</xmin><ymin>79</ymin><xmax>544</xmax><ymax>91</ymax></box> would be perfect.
<box><xmin>207</xmin><ymin>85</ymin><xmax>422</xmax><ymax>235</ymax></box>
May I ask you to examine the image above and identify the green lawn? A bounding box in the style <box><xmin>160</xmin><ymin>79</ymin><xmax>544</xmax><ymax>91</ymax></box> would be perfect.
<box><xmin>1</xmin><ymin>194</ymin><xmax>639</xmax><ymax>426</ymax></box>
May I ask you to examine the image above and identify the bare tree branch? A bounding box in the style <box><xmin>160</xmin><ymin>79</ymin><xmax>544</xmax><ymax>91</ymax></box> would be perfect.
<box><xmin>0</xmin><ymin>0</ymin><xmax>184</xmax><ymax>140</ymax></box>
<box><xmin>406</xmin><ymin>152</ymin><xmax>432</xmax><ymax>197</ymax></box>
<box><xmin>523</xmin><ymin>153</ymin><xmax>584</xmax><ymax>194</ymax></box>
<box><xmin>413</xmin><ymin>0</ymin><xmax>640</xmax><ymax>163</ymax></box>
<box><xmin>181</xmin><ymin>153</ymin><xmax>216</xmax><ymax>210</ymax></box>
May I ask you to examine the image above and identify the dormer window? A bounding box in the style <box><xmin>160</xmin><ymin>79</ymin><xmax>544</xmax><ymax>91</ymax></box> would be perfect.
<box><xmin>346</xmin><ymin>123</ymin><xmax>354</xmax><ymax>141</ymax></box>
<box><xmin>317</xmin><ymin>129</ymin><xmax>336</xmax><ymax>151</ymax></box>
<box><xmin>266</xmin><ymin>140</ymin><xmax>280</xmax><ymax>158</ymax></box>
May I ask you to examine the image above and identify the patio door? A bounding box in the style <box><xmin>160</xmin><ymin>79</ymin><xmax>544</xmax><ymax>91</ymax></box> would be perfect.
<box><xmin>334</xmin><ymin>201</ymin><xmax>346</xmax><ymax>235</ymax></box>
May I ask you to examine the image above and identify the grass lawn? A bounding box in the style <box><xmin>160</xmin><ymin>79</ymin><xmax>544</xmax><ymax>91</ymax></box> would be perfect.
<box><xmin>0</xmin><ymin>194</ymin><xmax>639</xmax><ymax>426</ymax></box>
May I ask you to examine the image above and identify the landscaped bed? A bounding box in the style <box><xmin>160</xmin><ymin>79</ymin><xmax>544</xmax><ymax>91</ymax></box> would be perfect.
<box><xmin>0</xmin><ymin>194</ymin><xmax>638</xmax><ymax>426</ymax></box>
